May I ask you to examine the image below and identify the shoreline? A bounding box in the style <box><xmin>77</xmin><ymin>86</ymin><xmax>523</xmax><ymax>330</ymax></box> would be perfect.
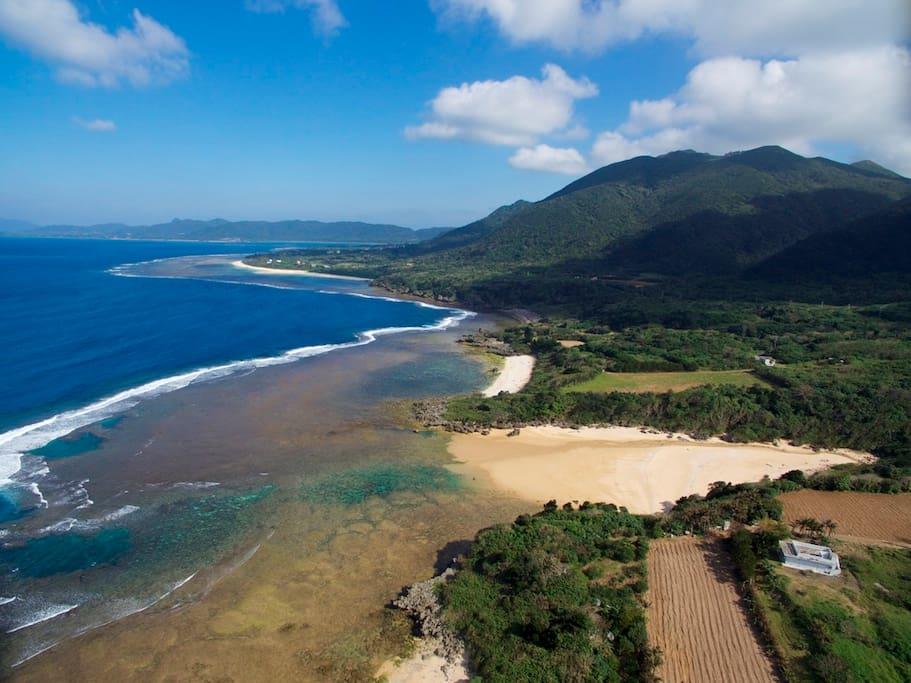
<box><xmin>481</xmin><ymin>355</ymin><xmax>535</xmax><ymax>397</ymax></box>
<box><xmin>448</xmin><ymin>426</ymin><xmax>867</xmax><ymax>514</ymax></box>
<box><xmin>231</xmin><ymin>259</ymin><xmax>369</xmax><ymax>281</ymax></box>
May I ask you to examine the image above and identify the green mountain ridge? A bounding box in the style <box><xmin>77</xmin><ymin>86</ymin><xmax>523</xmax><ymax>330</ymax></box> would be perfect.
<box><xmin>360</xmin><ymin>146</ymin><xmax>911</xmax><ymax>303</ymax></box>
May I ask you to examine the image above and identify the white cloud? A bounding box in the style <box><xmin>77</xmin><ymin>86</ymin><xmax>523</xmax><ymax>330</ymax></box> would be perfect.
<box><xmin>591</xmin><ymin>47</ymin><xmax>911</xmax><ymax>175</ymax></box>
<box><xmin>405</xmin><ymin>64</ymin><xmax>597</xmax><ymax>146</ymax></box>
<box><xmin>0</xmin><ymin>0</ymin><xmax>189</xmax><ymax>87</ymax></box>
<box><xmin>509</xmin><ymin>144</ymin><xmax>589</xmax><ymax>175</ymax></box>
<box><xmin>434</xmin><ymin>0</ymin><xmax>909</xmax><ymax>57</ymax></box>
<box><xmin>73</xmin><ymin>117</ymin><xmax>116</xmax><ymax>132</ymax></box>
<box><xmin>246</xmin><ymin>0</ymin><xmax>346</xmax><ymax>37</ymax></box>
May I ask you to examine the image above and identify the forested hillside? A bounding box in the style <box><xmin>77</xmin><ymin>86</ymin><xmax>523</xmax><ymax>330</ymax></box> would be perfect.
<box><xmin>248</xmin><ymin>146</ymin><xmax>910</xmax><ymax>308</ymax></box>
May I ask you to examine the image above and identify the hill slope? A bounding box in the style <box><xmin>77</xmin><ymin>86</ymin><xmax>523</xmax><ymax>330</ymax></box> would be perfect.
<box><xmin>750</xmin><ymin>196</ymin><xmax>911</xmax><ymax>279</ymax></box>
<box><xmin>366</xmin><ymin>147</ymin><xmax>910</xmax><ymax>301</ymax></box>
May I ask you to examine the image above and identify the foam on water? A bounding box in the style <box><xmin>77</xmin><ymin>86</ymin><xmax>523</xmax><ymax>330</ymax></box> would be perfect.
<box><xmin>5</xmin><ymin>603</ymin><xmax>78</xmax><ymax>634</ymax></box>
<box><xmin>32</xmin><ymin>506</ymin><xmax>140</xmax><ymax>537</ymax></box>
<box><xmin>0</xmin><ymin>286</ymin><xmax>472</xmax><ymax>488</ymax></box>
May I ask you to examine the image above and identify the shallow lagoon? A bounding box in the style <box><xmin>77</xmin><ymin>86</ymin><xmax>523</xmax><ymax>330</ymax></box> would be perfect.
<box><xmin>2</xmin><ymin>249</ymin><xmax>527</xmax><ymax>678</ymax></box>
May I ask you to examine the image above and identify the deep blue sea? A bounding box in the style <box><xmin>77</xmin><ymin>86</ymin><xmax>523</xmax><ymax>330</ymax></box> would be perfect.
<box><xmin>0</xmin><ymin>237</ymin><xmax>462</xmax><ymax>505</ymax></box>
<box><xmin>0</xmin><ymin>237</ymin><xmax>476</xmax><ymax>667</ymax></box>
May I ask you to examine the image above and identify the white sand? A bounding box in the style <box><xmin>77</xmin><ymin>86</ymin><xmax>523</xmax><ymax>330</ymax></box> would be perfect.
<box><xmin>231</xmin><ymin>260</ymin><xmax>368</xmax><ymax>281</ymax></box>
<box><xmin>449</xmin><ymin>426</ymin><xmax>866</xmax><ymax>514</ymax></box>
<box><xmin>481</xmin><ymin>355</ymin><xmax>535</xmax><ymax>397</ymax></box>
<box><xmin>376</xmin><ymin>642</ymin><xmax>470</xmax><ymax>683</ymax></box>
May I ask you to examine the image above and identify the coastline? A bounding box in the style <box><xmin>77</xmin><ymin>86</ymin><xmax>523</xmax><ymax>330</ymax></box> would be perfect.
<box><xmin>6</xmin><ymin>302</ymin><xmax>526</xmax><ymax>680</ymax></box>
<box><xmin>1</xmin><ymin>254</ymin><xmax>474</xmax><ymax>490</ymax></box>
<box><xmin>231</xmin><ymin>259</ymin><xmax>370</xmax><ymax>281</ymax></box>
<box><xmin>448</xmin><ymin>426</ymin><xmax>867</xmax><ymax>514</ymax></box>
<box><xmin>481</xmin><ymin>355</ymin><xmax>535</xmax><ymax>397</ymax></box>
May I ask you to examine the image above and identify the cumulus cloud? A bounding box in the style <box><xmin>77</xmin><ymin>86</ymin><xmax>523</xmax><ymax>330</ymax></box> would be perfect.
<box><xmin>509</xmin><ymin>144</ymin><xmax>589</xmax><ymax>175</ymax></box>
<box><xmin>592</xmin><ymin>47</ymin><xmax>911</xmax><ymax>175</ymax></box>
<box><xmin>73</xmin><ymin>117</ymin><xmax>116</xmax><ymax>132</ymax></box>
<box><xmin>246</xmin><ymin>0</ymin><xmax>346</xmax><ymax>37</ymax></box>
<box><xmin>405</xmin><ymin>64</ymin><xmax>597</xmax><ymax>146</ymax></box>
<box><xmin>0</xmin><ymin>0</ymin><xmax>189</xmax><ymax>87</ymax></box>
<box><xmin>433</xmin><ymin>0</ymin><xmax>909</xmax><ymax>57</ymax></box>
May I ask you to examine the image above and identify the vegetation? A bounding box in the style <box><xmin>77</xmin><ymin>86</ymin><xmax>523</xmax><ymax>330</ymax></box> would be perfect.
<box><xmin>441</xmin><ymin>302</ymin><xmax>911</xmax><ymax>472</ymax></box>
<box><xmin>442</xmin><ymin>502</ymin><xmax>660</xmax><ymax>682</ymax></box>
<box><xmin>565</xmin><ymin>369</ymin><xmax>764</xmax><ymax>394</ymax></box>
<box><xmin>732</xmin><ymin>525</ymin><xmax>911</xmax><ymax>682</ymax></box>
<box><xmin>251</xmin><ymin>146</ymin><xmax>910</xmax><ymax>307</ymax></box>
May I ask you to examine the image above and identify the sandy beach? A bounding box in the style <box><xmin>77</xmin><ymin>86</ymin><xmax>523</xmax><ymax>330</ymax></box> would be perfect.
<box><xmin>231</xmin><ymin>259</ymin><xmax>368</xmax><ymax>281</ymax></box>
<box><xmin>376</xmin><ymin>643</ymin><xmax>470</xmax><ymax>683</ymax></box>
<box><xmin>449</xmin><ymin>426</ymin><xmax>865</xmax><ymax>514</ymax></box>
<box><xmin>481</xmin><ymin>355</ymin><xmax>535</xmax><ymax>397</ymax></box>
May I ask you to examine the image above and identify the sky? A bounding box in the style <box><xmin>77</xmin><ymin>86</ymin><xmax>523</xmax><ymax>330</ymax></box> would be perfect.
<box><xmin>0</xmin><ymin>0</ymin><xmax>909</xmax><ymax>228</ymax></box>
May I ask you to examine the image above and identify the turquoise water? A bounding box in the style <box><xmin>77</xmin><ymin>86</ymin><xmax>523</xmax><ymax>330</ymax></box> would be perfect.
<box><xmin>300</xmin><ymin>463</ymin><xmax>461</xmax><ymax>506</ymax></box>
<box><xmin>28</xmin><ymin>432</ymin><xmax>105</xmax><ymax>460</ymax></box>
<box><xmin>0</xmin><ymin>237</ymin><xmax>475</xmax><ymax>667</ymax></box>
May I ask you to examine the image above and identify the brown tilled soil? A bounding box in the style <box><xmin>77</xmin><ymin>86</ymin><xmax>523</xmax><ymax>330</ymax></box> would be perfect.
<box><xmin>647</xmin><ymin>537</ymin><xmax>778</xmax><ymax>683</ymax></box>
<box><xmin>780</xmin><ymin>491</ymin><xmax>911</xmax><ymax>546</ymax></box>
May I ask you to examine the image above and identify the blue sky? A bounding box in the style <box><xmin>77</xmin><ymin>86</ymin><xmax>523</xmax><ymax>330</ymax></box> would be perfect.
<box><xmin>0</xmin><ymin>1</ymin><xmax>908</xmax><ymax>227</ymax></box>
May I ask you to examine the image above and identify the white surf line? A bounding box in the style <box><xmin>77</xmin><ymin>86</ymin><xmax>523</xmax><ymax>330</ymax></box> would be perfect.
<box><xmin>11</xmin><ymin>572</ymin><xmax>199</xmax><ymax>668</ymax></box>
<box><xmin>6</xmin><ymin>604</ymin><xmax>78</xmax><ymax>634</ymax></box>
<box><xmin>231</xmin><ymin>259</ymin><xmax>369</xmax><ymax>281</ymax></box>
<box><xmin>0</xmin><ymin>283</ymin><xmax>473</xmax><ymax>489</ymax></box>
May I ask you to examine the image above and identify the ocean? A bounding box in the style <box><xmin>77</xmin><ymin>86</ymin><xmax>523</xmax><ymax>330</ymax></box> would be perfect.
<box><xmin>0</xmin><ymin>237</ymin><xmax>479</xmax><ymax>667</ymax></box>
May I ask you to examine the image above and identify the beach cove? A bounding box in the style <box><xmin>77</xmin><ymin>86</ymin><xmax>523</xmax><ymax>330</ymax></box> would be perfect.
<box><xmin>448</xmin><ymin>426</ymin><xmax>866</xmax><ymax>514</ymax></box>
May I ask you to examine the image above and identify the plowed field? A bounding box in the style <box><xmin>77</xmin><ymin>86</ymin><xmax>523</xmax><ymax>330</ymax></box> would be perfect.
<box><xmin>647</xmin><ymin>537</ymin><xmax>777</xmax><ymax>683</ymax></box>
<box><xmin>780</xmin><ymin>491</ymin><xmax>911</xmax><ymax>546</ymax></box>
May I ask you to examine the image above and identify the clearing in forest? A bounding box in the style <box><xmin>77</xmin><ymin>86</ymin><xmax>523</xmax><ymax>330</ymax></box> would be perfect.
<box><xmin>565</xmin><ymin>369</ymin><xmax>765</xmax><ymax>394</ymax></box>
<box><xmin>780</xmin><ymin>490</ymin><xmax>911</xmax><ymax>546</ymax></box>
<box><xmin>647</xmin><ymin>537</ymin><xmax>777</xmax><ymax>683</ymax></box>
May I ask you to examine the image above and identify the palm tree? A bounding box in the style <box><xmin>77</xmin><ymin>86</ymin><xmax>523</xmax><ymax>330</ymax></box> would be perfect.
<box><xmin>823</xmin><ymin>519</ymin><xmax>838</xmax><ymax>538</ymax></box>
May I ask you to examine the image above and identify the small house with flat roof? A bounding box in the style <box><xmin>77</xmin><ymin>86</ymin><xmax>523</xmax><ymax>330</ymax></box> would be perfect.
<box><xmin>779</xmin><ymin>539</ymin><xmax>841</xmax><ymax>576</ymax></box>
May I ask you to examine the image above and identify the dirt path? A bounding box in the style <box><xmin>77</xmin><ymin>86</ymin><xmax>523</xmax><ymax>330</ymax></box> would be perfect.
<box><xmin>647</xmin><ymin>537</ymin><xmax>778</xmax><ymax>683</ymax></box>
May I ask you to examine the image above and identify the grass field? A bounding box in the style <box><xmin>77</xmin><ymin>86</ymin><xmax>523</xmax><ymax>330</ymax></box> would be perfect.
<box><xmin>780</xmin><ymin>490</ymin><xmax>911</xmax><ymax>546</ymax></box>
<box><xmin>647</xmin><ymin>537</ymin><xmax>777</xmax><ymax>683</ymax></box>
<box><xmin>565</xmin><ymin>369</ymin><xmax>766</xmax><ymax>394</ymax></box>
<box><xmin>758</xmin><ymin>542</ymin><xmax>911</xmax><ymax>682</ymax></box>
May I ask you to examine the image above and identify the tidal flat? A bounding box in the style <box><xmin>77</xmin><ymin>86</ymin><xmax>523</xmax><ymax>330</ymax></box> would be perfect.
<box><xmin>7</xmin><ymin>311</ymin><xmax>529</xmax><ymax>681</ymax></box>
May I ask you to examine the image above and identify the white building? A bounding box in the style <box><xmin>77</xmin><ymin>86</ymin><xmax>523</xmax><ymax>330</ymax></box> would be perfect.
<box><xmin>779</xmin><ymin>539</ymin><xmax>841</xmax><ymax>576</ymax></box>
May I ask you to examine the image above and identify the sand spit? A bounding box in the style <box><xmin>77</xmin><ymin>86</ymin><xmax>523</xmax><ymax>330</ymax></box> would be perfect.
<box><xmin>449</xmin><ymin>426</ymin><xmax>864</xmax><ymax>514</ymax></box>
<box><xmin>481</xmin><ymin>355</ymin><xmax>535</xmax><ymax>397</ymax></box>
<box><xmin>231</xmin><ymin>260</ymin><xmax>368</xmax><ymax>281</ymax></box>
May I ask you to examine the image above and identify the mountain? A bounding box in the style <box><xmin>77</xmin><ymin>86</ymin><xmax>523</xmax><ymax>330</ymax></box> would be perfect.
<box><xmin>0</xmin><ymin>218</ymin><xmax>38</xmax><ymax>232</ymax></box>
<box><xmin>363</xmin><ymin>146</ymin><xmax>911</xmax><ymax>302</ymax></box>
<box><xmin>1</xmin><ymin>218</ymin><xmax>450</xmax><ymax>244</ymax></box>
<box><xmin>750</xmin><ymin>196</ymin><xmax>911</xmax><ymax>279</ymax></box>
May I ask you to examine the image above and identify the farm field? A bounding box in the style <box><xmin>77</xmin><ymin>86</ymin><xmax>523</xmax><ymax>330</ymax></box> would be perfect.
<box><xmin>647</xmin><ymin>537</ymin><xmax>777</xmax><ymax>683</ymax></box>
<box><xmin>780</xmin><ymin>490</ymin><xmax>911</xmax><ymax>546</ymax></box>
<box><xmin>565</xmin><ymin>369</ymin><xmax>765</xmax><ymax>394</ymax></box>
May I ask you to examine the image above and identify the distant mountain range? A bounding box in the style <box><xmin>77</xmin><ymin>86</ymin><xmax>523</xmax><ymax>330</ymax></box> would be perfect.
<box><xmin>0</xmin><ymin>218</ymin><xmax>451</xmax><ymax>244</ymax></box>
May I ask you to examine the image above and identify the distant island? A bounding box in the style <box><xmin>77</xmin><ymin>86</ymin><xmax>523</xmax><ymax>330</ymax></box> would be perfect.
<box><xmin>0</xmin><ymin>217</ymin><xmax>452</xmax><ymax>244</ymax></box>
